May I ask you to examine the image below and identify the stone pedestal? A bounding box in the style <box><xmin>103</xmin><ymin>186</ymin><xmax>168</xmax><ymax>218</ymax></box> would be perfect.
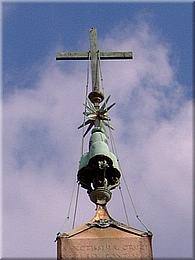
<box><xmin>57</xmin><ymin>206</ymin><xmax>153</xmax><ymax>259</ymax></box>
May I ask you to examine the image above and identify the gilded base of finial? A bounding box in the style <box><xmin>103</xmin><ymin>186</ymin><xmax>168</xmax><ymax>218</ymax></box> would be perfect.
<box><xmin>89</xmin><ymin>187</ymin><xmax>112</xmax><ymax>205</ymax></box>
<box><xmin>89</xmin><ymin>204</ymin><xmax>113</xmax><ymax>227</ymax></box>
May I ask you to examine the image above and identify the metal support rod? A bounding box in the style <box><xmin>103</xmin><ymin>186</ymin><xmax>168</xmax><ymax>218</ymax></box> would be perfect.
<box><xmin>72</xmin><ymin>183</ymin><xmax>80</xmax><ymax>229</ymax></box>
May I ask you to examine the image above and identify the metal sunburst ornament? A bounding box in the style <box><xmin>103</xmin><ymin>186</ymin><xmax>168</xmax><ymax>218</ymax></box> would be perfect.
<box><xmin>78</xmin><ymin>95</ymin><xmax>115</xmax><ymax>137</ymax></box>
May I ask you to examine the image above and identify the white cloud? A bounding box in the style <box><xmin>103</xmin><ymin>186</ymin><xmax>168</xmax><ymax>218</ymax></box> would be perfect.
<box><xmin>2</xmin><ymin>21</ymin><xmax>192</xmax><ymax>258</ymax></box>
<box><xmin>101</xmin><ymin>21</ymin><xmax>174</xmax><ymax>102</ymax></box>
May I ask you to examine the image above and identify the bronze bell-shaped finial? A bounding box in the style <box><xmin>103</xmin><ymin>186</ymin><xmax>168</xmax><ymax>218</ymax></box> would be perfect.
<box><xmin>77</xmin><ymin>127</ymin><xmax>121</xmax><ymax>205</ymax></box>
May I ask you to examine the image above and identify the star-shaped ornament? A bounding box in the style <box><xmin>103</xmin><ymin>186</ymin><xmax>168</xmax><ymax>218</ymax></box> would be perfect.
<box><xmin>78</xmin><ymin>95</ymin><xmax>115</xmax><ymax>137</ymax></box>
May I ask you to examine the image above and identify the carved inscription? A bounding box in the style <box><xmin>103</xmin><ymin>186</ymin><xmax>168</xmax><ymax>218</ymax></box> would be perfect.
<box><xmin>59</xmin><ymin>237</ymin><xmax>152</xmax><ymax>259</ymax></box>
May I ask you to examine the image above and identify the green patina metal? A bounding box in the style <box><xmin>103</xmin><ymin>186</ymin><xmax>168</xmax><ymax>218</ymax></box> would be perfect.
<box><xmin>79</xmin><ymin>127</ymin><xmax>120</xmax><ymax>173</ymax></box>
<box><xmin>78</xmin><ymin>126</ymin><xmax>121</xmax><ymax>205</ymax></box>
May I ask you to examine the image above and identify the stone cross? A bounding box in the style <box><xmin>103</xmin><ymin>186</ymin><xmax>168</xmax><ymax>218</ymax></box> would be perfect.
<box><xmin>56</xmin><ymin>28</ymin><xmax>133</xmax><ymax>104</ymax></box>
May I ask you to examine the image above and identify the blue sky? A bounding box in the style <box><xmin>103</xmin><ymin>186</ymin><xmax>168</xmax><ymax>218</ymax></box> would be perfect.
<box><xmin>2</xmin><ymin>2</ymin><xmax>193</xmax><ymax>259</ymax></box>
<box><xmin>3</xmin><ymin>2</ymin><xmax>192</xmax><ymax>95</ymax></box>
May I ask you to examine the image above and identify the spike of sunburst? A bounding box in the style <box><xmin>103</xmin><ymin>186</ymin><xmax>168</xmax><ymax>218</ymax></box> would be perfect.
<box><xmin>83</xmin><ymin>122</ymin><xmax>94</xmax><ymax>137</ymax></box>
<box><xmin>104</xmin><ymin>102</ymin><xmax>116</xmax><ymax>113</ymax></box>
<box><xmin>100</xmin><ymin>116</ymin><xmax>111</xmax><ymax>121</ymax></box>
<box><xmin>78</xmin><ymin>119</ymin><xmax>93</xmax><ymax>129</ymax></box>
<box><xmin>83</xmin><ymin>104</ymin><xmax>95</xmax><ymax>113</ymax></box>
<box><xmin>102</xmin><ymin>120</ymin><xmax>114</xmax><ymax>130</ymax></box>
<box><xmin>83</xmin><ymin>111</ymin><xmax>92</xmax><ymax>116</ymax></box>
<box><xmin>100</xmin><ymin>95</ymin><xmax>111</xmax><ymax>112</ymax></box>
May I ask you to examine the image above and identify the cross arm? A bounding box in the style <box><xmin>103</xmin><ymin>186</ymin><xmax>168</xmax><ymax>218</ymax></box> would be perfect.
<box><xmin>100</xmin><ymin>51</ymin><xmax>133</xmax><ymax>60</ymax></box>
<box><xmin>56</xmin><ymin>51</ymin><xmax>89</xmax><ymax>60</ymax></box>
<box><xmin>56</xmin><ymin>51</ymin><xmax>133</xmax><ymax>61</ymax></box>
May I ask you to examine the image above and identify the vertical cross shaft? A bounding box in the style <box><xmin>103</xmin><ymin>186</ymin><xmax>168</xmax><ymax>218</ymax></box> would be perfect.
<box><xmin>89</xmin><ymin>28</ymin><xmax>100</xmax><ymax>94</ymax></box>
<box><xmin>88</xmin><ymin>28</ymin><xmax>103</xmax><ymax>106</ymax></box>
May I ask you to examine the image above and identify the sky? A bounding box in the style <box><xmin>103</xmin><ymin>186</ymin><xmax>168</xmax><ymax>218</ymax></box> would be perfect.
<box><xmin>1</xmin><ymin>1</ymin><xmax>193</xmax><ymax>259</ymax></box>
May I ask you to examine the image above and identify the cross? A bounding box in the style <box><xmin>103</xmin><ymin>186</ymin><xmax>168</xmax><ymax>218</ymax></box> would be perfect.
<box><xmin>56</xmin><ymin>28</ymin><xmax>133</xmax><ymax>105</ymax></box>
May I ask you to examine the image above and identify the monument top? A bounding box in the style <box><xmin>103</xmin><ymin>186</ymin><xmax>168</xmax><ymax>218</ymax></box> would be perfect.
<box><xmin>61</xmin><ymin>205</ymin><xmax>151</xmax><ymax>238</ymax></box>
<box><xmin>57</xmin><ymin>206</ymin><xmax>153</xmax><ymax>260</ymax></box>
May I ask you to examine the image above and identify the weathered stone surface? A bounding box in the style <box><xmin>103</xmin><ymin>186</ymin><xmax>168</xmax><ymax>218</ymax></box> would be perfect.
<box><xmin>57</xmin><ymin>225</ymin><xmax>152</xmax><ymax>259</ymax></box>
